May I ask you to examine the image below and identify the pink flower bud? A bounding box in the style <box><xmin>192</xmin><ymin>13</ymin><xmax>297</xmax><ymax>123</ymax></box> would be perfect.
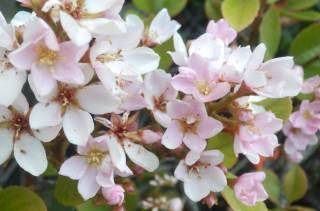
<box><xmin>102</xmin><ymin>185</ymin><xmax>125</xmax><ymax>206</ymax></box>
<box><xmin>204</xmin><ymin>192</ymin><xmax>216</xmax><ymax>208</ymax></box>
<box><xmin>234</xmin><ymin>172</ymin><xmax>268</xmax><ymax>206</ymax></box>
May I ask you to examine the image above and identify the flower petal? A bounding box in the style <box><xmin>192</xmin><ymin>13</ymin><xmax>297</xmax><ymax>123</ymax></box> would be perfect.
<box><xmin>162</xmin><ymin>120</ymin><xmax>183</xmax><ymax>150</ymax></box>
<box><xmin>63</xmin><ymin>107</ymin><xmax>94</xmax><ymax>146</ymax></box>
<box><xmin>59</xmin><ymin>156</ymin><xmax>88</xmax><ymax>180</ymax></box>
<box><xmin>30</xmin><ymin>63</ymin><xmax>57</xmax><ymax>96</ymax></box>
<box><xmin>33</xmin><ymin>124</ymin><xmax>62</xmax><ymax>142</ymax></box>
<box><xmin>14</xmin><ymin>134</ymin><xmax>48</xmax><ymax>176</ymax></box>
<box><xmin>124</xmin><ymin>140</ymin><xmax>159</xmax><ymax>172</ymax></box>
<box><xmin>77</xmin><ymin>84</ymin><xmax>120</xmax><ymax>114</ymax></box>
<box><xmin>0</xmin><ymin>129</ymin><xmax>14</xmax><ymax>165</ymax></box>
<box><xmin>78</xmin><ymin>167</ymin><xmax>100</xmax><ymax>200</ymax></box>
<box><xmin>29</xmin><ymin>102</ymin><xmax>62</xmax><ymax>129</ymax></box>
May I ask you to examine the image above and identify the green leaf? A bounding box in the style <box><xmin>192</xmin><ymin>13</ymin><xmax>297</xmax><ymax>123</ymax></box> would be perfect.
<box><xmin>54</xmin><ymin>176</ymin><xmax>84</xmax><ymax>206</ymax></box>
<box><xmin>281</xmin><ymin>10</ymin><xmax>320</xmax><ymax>21</ymax></box>
<box><xmin>43</xmin><ymin>162</ymin><xmax>58</xmax><ymax>177</ymax></box>
<box><xmin>226</xmin><ymin>172</ymin><xmax>237</xmax><ymax>179</ymax></box>
<box><xmin>205</xmin><ymin>0</ymin><xmax>222</xmax><ymax>20</ymax></box>
<box><xmin>289</xmin><ymin>23</ymin><xmax>320</xmax><ymax>65</ymax></box>
<box><xmin>263</xmin><ymin>169</ymin><xmax>280</xmax><ymax>204</ymax></box>
<box><xmin>297</xmin><ymin>93</ymin><xmax>314</xmax><ymax>101</ymax></box>
<box><xmin>125</xmin><ymin>192</ymin><xmax>140</xmax><ymax>210</ymax></box>
<box><xmin>259</xmin><ymin>7</ymin><xmax>281</xmax><ymax>59</ymax></box>
<box><xmin>221</xmin><ymin>0</ymin><xmax>260</xmax><ymax>31</ymax></box>
<box><xmin>255</xmin><ymin>97</ymin><xmax>292</xmax><ymax>121</ymax></box>
<box><xmin>77</xmin><ymin>201</ymin><xmax>112</xmax><ymax>211</ymax></box>
<box><xmin>132</xmin><ymin>0</ymin><xmax>188</xmax><ymax>16</ymax></box>
<box><xmin>304</xmin><ymin>60</ymin><xmax>320</xmax><ymax>79</ymax></box>
<box><xmin>288</xmin><ymin>206</ymin><xmax>317</xmax><ymax>211</ymax></box>
<box><xmin>207</xmin><ymin>132</ymin><xmax>236</xmax><ymax>168</ymax></box>
<box><xmin>154</xmin><ymin>38</ymin><xmax>174</xmax><ymax>70</ymax></box>
<box><xmin>222</xmin><ymin>186</ymin><xmax>268</xmax><ymax>211</ymax></box>
<box><xmin>0</xmin><ymin>186</ymin><xmax>47</xmax><ymax>211</ymax></box>
<box><xmin>284</xmin><ymin>0</ymin><xmax>318</xmax><ymax>11</ymax></box>
<box><xmin>283</xmin><ymin>164</ymin><xmax>308</xmax><ymax>204</ymax></box>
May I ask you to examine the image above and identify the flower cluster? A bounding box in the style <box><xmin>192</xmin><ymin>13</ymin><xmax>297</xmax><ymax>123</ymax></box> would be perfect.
<box><xmin>0</xmin><ymin>0</ymin><xmax>306</xmax><ymax>209</ymax></box>
<box><xmin>283</xmin><ymin>76</ymin><xmax>320</xmax><ymax>162</ymax></box>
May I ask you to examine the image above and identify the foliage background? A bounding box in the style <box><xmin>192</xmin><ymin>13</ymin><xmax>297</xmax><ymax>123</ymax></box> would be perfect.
<box><xmin>0</xmin><ymin>0</ymin><xmax>320</xmax><ymax>210</ymax></box>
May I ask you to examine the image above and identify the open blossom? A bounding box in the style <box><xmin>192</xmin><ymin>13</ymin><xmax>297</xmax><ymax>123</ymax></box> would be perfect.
<box><xmin>0</xmin><ymin>94</ymin><xmax>58</xmax><ymax>176</ymax></box>
<box><xmin>95</xmin><ymin>113</ymin><xmax>160</xmax><ymax>174</ymax></box>
<box><xmin>162</xmin><ymin>96</ymin><xmax>223</xmax><ymax>153</ymax></box>
<box><xmin>60</xmin><ymin>136</ymin><xmax>122</xmax><ymax>200</ymax></box>
<box><xmin>28</xmin><ymin>64</ymin><xmax>120</xmax><ymax>146</ymax></box>
<box><xmin>174</xmin><ymin>150</ymin><xmax>227</xmax><ymax>201</ymax></box>
<box><xmin>290</xmin><ymin>100</ymin><xmax>320</xmax><ymax>134</ymax></box>
<box><xmin>102</xmin><ymin>185</ymin><xmax>125</xmax><ymax>206</ymax></box>
<box><xmin>9</xmin><ymin>17</ymin><xmax>88</xmax><ymax>96</ymax></box>
<box><xmin>244</xmin><ymin>44</ymin><xmax>303</xmax><ymax>98</ymax></box>
<box><xmin>42</xmin><ymin>0</ymin><xmax>126</xmax><ymax>46</ymax></box>
<box><xmin>234</xmin><ymin>111</ymin><xmax>282</xmax><ymax>164</ymax></box>
<box><xmin>234</xmin><ymin>172</ymin><xmax>268</xmax><ymax>206</ymax></box>
<box><xmin>143</xmin><ymin>9</ymin><xmax>181</xmax><ymax>46</ymax></box>
<box><xmin>172</xmin><ymin>54</ymin><xmax>230</xmax><ymax>102</ymax></box>
<box><xmin>206</xmin><ymin>19</ymin><xmax>237</xmax><ymax>45</ymax></box>
<box><xmin>169</xmin><ymin>32</ymin><xmax>225</xmax><ymax>67</ymax></box>
<box><xmin>144</xmin><ymin>70</ymin><xmax>177</xmax><ymax>127</ymax></box>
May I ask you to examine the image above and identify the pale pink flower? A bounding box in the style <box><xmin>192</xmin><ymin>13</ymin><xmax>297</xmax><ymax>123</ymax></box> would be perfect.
<box><xmin>244</xmin><ymin>44</ymin><xmax>303</xmax><ymax>98</ymax></box>
<box><xmin>59</xmin><ymin>136</ymin><xmax>118</xmax><ymax>200</ymax></box>
<box><xmin>162</xmin><ymin>96</ymin><xmax>223</xmax><ymax>153</ymax></box>
<box><xmin>290</xmin><ymin>100</ymin><xmax>320</xmax><ymax>134</ymax></box>
<box><xmin>174</xmin><ymin>150</ymin><xmax>227</xmax><ymax>201</ymax></box>
<box><xmin>234</xmin><ymin>172</ymin><xmax>268</xmax><ymax>206</ymax></box>
<box><xmin>234</xmin><ymin>111</ymin><xmax>282</xmax><ymax>164</ymax></box>
<box><xmin>0</xmin><ymin>12</ymin><xmax>27</xmax><ymax>106</ymax></box>
<box><xmin>143</xmin><ymin>9</ymin><xmax>181</xmax><ymax>46</ymax></box>
<box><xmin>144</xmin><ymin>70</ymin><xmax>177</xmax><ymax>127</ymax></box>
<box><xmin>102</xmin><ymin>185</ymin><xmax>125</xmax><ymax>206</ymax></box>
<box><xmin>95</xmin><ymin>113</ymin><xmax>160</xmax><ymax>174</ymax></box>
<box><xmin>284</xmin><ymin>140</ymin><xmax>304</xmax><ymax>163</ymax></box>
<box><xmin>206</xmin><ymin>19</ymin><xmax>237</xmax><ymax>45</ymax></box>
<box><xmin>0</xmin><ymin>94</ymin><xmax>56</xmax><ymax>176</ymax></box>
<box><xmin>8</xmin><ymin>17</ymin><xmax>88</xmax><ymax>96</ymax></box>
<box><xmin>28</xmin><ymin>64</ymin><xmax>120</xmax><ymax>146</ymax></box>
<box><xmin>42</xmin><ymin>0</ymin><xmax>126</xmax><ymax>45</ymax></box>
<box><xmin>172</xmin><ymin>54</ymin><xmax>230</xmax><ymax>102</ymax></box>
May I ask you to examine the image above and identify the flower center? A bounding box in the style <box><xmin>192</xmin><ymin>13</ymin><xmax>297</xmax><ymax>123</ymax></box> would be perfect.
<box><xmin>97</xmin><ymin>51</ymin><xmax>122</xmax><ymax>63</ymax></box>
<box><xmin>12</xmin><ymin>114</ymin><xmax>29</xmax><ymax>139</ymax></box>
<box><xmin>0</xmin><ymin>51</ymin><xmax>13</xmax><ymax>70</ymax></box>
<box><xmin>55</xmin><ymin>86</ymin><xmax>77</xmax><ymax>108</ymax></box>
<box><xmin>86</xmin><ymin>149</ymin><xmax>107</xmax><ymax>166</ymax></box>
<box><xmin>37</xmin><ymin>46</ymin><xmax>59</xmax><ymax>67</ymax></box>
<box><xmin>154</xmin><ymin>95</ymin><xmax>166</xmax><ymax>112</ymax></box>
<box><xmin>180</xmin><ymin>115</ymin><xmax>199</xmax><ymax>133</ymax></box>
<box><xmin>196</xmin><ymin>80</ymin><xmax>211</xmax><ymax>96</ymax></box>
<box><xmin>290</xmin><ymin>127</ymin><xmax>301</xmax><ymax>134</ymax></box>
<box><xmin>303</xmin><ymin>110</ymin><xmax>314</xmax><ymax>120</ymax></box>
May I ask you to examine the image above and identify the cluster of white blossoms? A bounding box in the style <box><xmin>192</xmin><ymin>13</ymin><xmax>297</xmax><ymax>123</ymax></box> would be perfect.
<box><xmin>0</xmin><ymin>0</ymin><xmax>306</xmax><ymax>209</ymax></box>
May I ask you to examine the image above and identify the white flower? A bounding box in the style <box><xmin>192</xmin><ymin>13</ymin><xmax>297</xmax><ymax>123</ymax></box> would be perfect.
<box><xmin>174</xmin><ymin>150</ymin><xmax>227</xmax><ymax>202</ymax></box>
<box><xmin>28</xmin><ymin>64</ymin><xmax>120</xmax><ymax>146</ymax></box>
<box><xmin>144</xmin><ymin>9</ymin><xmax>181</xmax><ymax>46</ymax></box>
<box><xmin>0</xmin><ymin>94</ymin><xmax>56</xmax><ymax>176</ymax></box>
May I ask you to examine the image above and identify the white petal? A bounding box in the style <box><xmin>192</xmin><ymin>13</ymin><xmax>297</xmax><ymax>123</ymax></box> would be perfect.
<box><xmin>244</xmin><ymin>70</ymin><xmax>267</xmax><ymax>88</ymax></box>
<box><xmin>11</xmin><ymin>93</ymin><xmax>29</xmax><ymax>115</ymax></box>
<box><xmin>59</xmin><ymin>156</ymin><xmax>88</xmax><ymax>180</ymax></box>
<box><xmin>184</xmin><ymin>174</ymin><xmax>210</xmax><ymax>202</ymax></box>
<box><xmin>60</xmin><ymin>11</ymin><xmax>92</xmax><ymax>46</ymax></box>
<box><xmin>0</xmin><ymin>129</ymin><xmax>14</xmax><ymax>165</ymax></box>
<box><xmin>80</xmin><ymin>18</ymin><xmax>126</xmax><ymax>36</ymax></box>
<box><xmin>14</xmin><ymin>134</ymin><xmax>48</xmax><ymax>176</ymax></box>
<box><xmin>0</xmin><ymin>69</ymin><xmax>26</xmax><ymax>107</ymax></box>
<box><xmin>83</xmin><ymin>0</ymin><xmax>116</xmax><ymax>13</ymax></box>
<box><xmin>247</xmin><ymin>43</ymin><xmax>266</xmax><ymax>70</ymax></box>
<box><xmin>77</xmin><ymin>84</ymin><xmax>120</xmax><ymax>114</ymax></box>
<box><xmin>29</xmin><ymin>102</ymin><xmax>62</xmax><ymax>129</ymax></box>
<box><xmin>78</xmin><ymin>167</ymin><xmax>100</xmax><ymax>200</ymax></box>
<box><xmin>79</xmin><ymin>63</ymin><xmax>94</xmax><ymax>85</ymax></box>
<box><xmin>124</xmin><ymin>140</ymin><xmax>159</xmax><ymax>172</ymax></box>
<box><xmin>105</xmin><ymin>135</ymin><xmax>132</xmax><ymax>175</ymax></box>
<box><xmin>123</xmin><ymin>47</ymin><xmax>160</xmax><ymax>74</ymax></box>
<box><xmin>63</xmin><ymin>107</ymin><xmax>94</xmax><ymax>146</ymax></box>
<box><xmin>185</xmin><ymin>151</ymin><xmax>200</xmax><ymax>166</ymax></box>
<box><xmin>0</xmin><ymin>105</ymin><xmax>12</xmax><ymax>122</ymax></box>
<box><xmin>202</xmin><ymin>166</ymin><xmax>227</xmax><ymax>192</ymax></box>
<box><xmin>33</xmin><ymin>124</ymin><xmax>62</xmax><ymax>142</ymax></box>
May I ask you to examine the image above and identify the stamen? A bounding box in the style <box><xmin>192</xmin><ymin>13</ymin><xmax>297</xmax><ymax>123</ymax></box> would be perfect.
<box><xmin>86</xmin><ymin>149</ymin><xmax>107</xmax><ymax>166</ymax></box>
<box><xmin>37</xmin><ymin>46</ymin><xmax>59</xmax><ymax>67</ymax></box>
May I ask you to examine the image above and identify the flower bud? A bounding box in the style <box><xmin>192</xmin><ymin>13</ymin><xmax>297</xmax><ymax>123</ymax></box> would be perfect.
<box><xmin>102</xmin><ymin>185</ymin><xmax>125</xmax><ymax>206</ymax></box>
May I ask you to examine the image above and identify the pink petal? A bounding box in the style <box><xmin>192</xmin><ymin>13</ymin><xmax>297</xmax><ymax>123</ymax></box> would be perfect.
<box><xmin>9</xmin><ymin>43</ymin><xmax>37</xmax><ymax>70</ymax></box>
<box><xmin>197</xmin><ymin>117</ymin><xmax>223</xmax><ymax>139</ymax></box>
<box><xmin>162</xmin><ymin>120</ymin><xmax>183</xmax><ymax>150</ymax></box>
<box><xmin>78</xmin><ymin>167</ymin><xmax>100</xmax><ymax>200</ymax></box>
<box><xmin>59</xmin><ymin>156</ymin><xmax>88</xmax><ymax>180</ymax></box>
<box><xmin>30</xmin><ymin>63</ymin><xmax>57</xmax><ymax>96</ymax></box>
<box><xmin>183</xmin><ymin>133</ymin><xmax>206</xmax><ymax>153</ymax></box>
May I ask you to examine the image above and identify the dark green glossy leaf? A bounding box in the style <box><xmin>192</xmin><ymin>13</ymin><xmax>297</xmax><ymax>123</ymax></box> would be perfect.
<box><xmin>263</xmin><ymin>169</ymin><xmax>280</xmax><ymax>204</ymax></box>
<box><xmin>255</xmin><ymin>97</ymin><xmax>292</xmax><ymax>121</ymax></box>
<box><xmin>132</xmin><ymin>0</ymin><xmax>188</xmax><ymax>16</ymax></box>
<box><xmin>284</xmin><ymin>0</ymin><xmax>318</xmax><ymax>11</ymax></box>
<box><xmin>54</xmin><ymin>176</ymin><xmax>84</xmax><ymax>206</ymax></box>
<box><xmin>281</xmin><ymin>10</ymin><xmax>320</xmax><ymax>21</ymax></box>
<box><xmin>204</xmin><ymin>0</ymin><xmax>222</xmax><ymax>20</ymax></box>
<box><xmin>154</xmin><ymin>38</ymin><xmax>174</xmax><ymax>70</ymax></box>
